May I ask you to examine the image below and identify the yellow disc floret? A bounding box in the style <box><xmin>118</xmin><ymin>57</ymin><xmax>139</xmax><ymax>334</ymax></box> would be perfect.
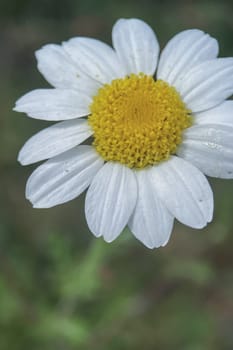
<box><xmin>88</xmin><ymin>74</ymin><xmax>192</xmax><ymax>169</ymax></box>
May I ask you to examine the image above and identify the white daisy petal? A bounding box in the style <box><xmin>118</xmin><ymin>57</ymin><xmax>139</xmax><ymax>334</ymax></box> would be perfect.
<box><xmin>178</xmin><ymin>58</ymin><xmax>233</xmax><ymax>112</ymax></box>
<box><xmin>85</xmin><ymin>162</ymin><xmax>137</xmax><ymax>242</ymax></box>
<box><xmin>149</xmin><ymin>156</ymin><xmax>213</xmax><ymax>228</ymax></box>
<box><xmin>35</xmin><ymin>44</ymin><xmax>101</xmax><ymax>94</ymax></box>
<box><xmin>63</xmin><ymin>37</ymin><xmax>125</xmax><ymax>84</ymax></box>
<box><xmin>178</xmin><ymin>124</ymin><xmax>233</xmax><ymax>178</ymax></box>
<box><xmin>112</xmin><ymin>18</ymin><xmax>159</xmax><ymax>75</ymax></box>
<box><xmin>18</xmin><ymin>119</ymin><xmax>93</xmax><ymax>165</ymax></box>
<box><xmin>14</xmin><ymin>89</ymin><xmax>92</xmax><ymax>120</ymax></box>
<box><xmin>26</xmin><ymin>146</ymin><xmax>103</xmax><ymax>208</ymax></box>
<box><xmin>194</xmin><ymin>101</ymin><xmax>233</xmax><ymax>126</ymax></box>
<box><xmin>128</xmin><ymin>170</ymin><xmax>174</xmax><ymax>249</ymax></box>
<box><xmin>157</xmin><ymin>29</ymin><xmax>219</xmax><ymax>86</ymax></box>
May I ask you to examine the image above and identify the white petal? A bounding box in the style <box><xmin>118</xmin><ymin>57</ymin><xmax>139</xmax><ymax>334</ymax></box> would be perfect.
<box><xmin>35</xmin><ymin>44</ymin><xmax>101</xmax><ymax>94</ymax></box>
<box><xmin>112</xmin><ymin>18</ymin><xmax>159</xmax><ymax>75</ymax></box>
<box><xmin>14</xmin><ymin>89</ymin><xmax>92</xmax><ymax>120</ymax></box>
<box><xmin>157</xmin><ymin>29</ymin><xmax>219</xmax><ymax>86</ymax></box>
<box><xmin>178</xmin><ymin>124</ymin><xmax>233</xmax><ymax>178</ymax></box>
<box><xmin>85</xmin><ymin>162</ymin><xmax>137</xmax><ymax>242</ymax></box>
<box><xmin>26</xmin><ymin>146</ymin><xmax>103</xmax><ymax>208</ymax></box>
<box><xmin>18</xmin><ymin>119</ymin><xmax>93</xmax><ymax>165</ymax></box>
<box><xmin>63</xmin><ymin>37</ymin><xmax>125</xmax><ymax>84</ymax></box>
<box><xmin>178</xmin><ymin>58</ymin><xmax>233</xmax><ymax>112</ymax></box>
<box><xmin>149</xmin><ymin>157</ymin><xmax>213</xmax><ymax>228</ymax></box>
<box><xmin>194</xmin><ymin>101</ymin><xmax>233</xmax><ymax>126</ymax></box>
<box><xmin>128</xmin><ymin>170</ymin><xmax>174</xmax><ymax>249</ymax></box>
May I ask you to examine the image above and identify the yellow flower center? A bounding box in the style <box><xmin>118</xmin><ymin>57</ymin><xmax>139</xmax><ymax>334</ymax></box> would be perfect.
<box><xmin>88</xmin><ymin>74</ymin><xmax>192</xmax><ymax>169</ymax></box>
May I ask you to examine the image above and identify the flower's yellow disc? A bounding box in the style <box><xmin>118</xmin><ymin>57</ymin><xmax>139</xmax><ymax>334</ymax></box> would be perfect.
<box><xmin>89</xmin><ymin>74</ymin><xmax>192</xmax><ymax>168</ymax></box>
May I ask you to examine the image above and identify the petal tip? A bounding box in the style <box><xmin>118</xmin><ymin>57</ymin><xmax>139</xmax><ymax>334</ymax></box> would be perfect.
<box><xmin>103</xmin><ymin>236</ymin><xmax>116</xmax><ymax>243</ymax></box>
<box><xmin>17</xmin><ymin>153</ymin><xmax>25</xmax><ymax>165</ymax></box>
<box><xmin>13</xmin><ymin>103</ymin><xmax>21</xmax><ymax>112</ymax></box>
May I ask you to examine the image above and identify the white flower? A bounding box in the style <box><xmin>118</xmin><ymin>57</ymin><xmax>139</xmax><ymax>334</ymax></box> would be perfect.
<box><xmin>14</xmin><ymin>18</ymin><xmax>233</xmax><ymax>248</ymax></box>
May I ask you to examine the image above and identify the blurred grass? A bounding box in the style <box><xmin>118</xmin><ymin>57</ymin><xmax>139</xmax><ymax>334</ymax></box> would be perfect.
<box><xmin>0</xmin><ymin>0</ymin><xmax>233</xmax><ymax>349</ymax></box>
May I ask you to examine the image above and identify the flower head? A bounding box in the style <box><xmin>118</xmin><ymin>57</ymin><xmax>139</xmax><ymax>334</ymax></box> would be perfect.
<box><xmin>14</xmin><ymin>19</ymin><xmax>233</xmax><ymax>248</ymax></box>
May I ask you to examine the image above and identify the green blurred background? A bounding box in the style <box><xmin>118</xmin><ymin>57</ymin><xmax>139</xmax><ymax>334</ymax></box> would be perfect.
<box><xmin>1</xmin><ymin>0</ymin><xmax>233</xmax><ymax>349</ymax></box>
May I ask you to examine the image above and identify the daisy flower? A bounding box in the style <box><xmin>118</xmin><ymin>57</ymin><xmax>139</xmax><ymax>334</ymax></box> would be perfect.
<box><xmin>14</xmin><ymin>18</ymin><xmax>233</xmax><ymax>248</ymax></box>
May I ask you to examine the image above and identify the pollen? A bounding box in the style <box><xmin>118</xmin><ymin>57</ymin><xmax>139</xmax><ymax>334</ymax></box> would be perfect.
<box><xmin>88</xmin><ymin>74</ymin><xmax>192</xmax><ymax>169</ymax></box>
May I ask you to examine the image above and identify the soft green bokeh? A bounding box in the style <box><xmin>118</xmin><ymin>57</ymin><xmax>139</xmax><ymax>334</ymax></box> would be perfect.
<box><xmin>0</xmin><ymin>0</ymin><xmax>233</xmax><ymax>349</ymax></box>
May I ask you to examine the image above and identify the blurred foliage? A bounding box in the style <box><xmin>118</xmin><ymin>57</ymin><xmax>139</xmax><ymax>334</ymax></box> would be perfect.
<box><xmin>0</xmin><ymin>0</ymin><xmax>233</xmax><ymax>349</ymax></box>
